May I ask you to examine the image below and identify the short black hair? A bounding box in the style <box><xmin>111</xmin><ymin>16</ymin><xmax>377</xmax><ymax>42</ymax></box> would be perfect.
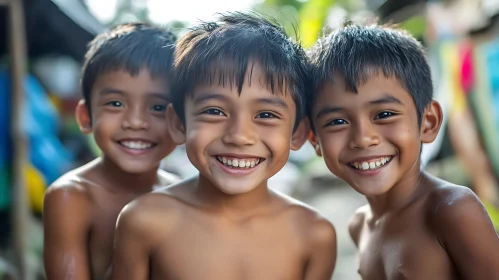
<box><xmin>81</xmin><ymin>22</ymin><xmax>177</xmax><ymax>114</ymax></box>
<box><xmin>308</xmin><ymin>22</ymin><xmax>432</xmax><ymax>125</ymax></box>
<box><xmin>171</xmin><ymin>12</ymin><xmax>309</xmax><ymax>129</ymax></box>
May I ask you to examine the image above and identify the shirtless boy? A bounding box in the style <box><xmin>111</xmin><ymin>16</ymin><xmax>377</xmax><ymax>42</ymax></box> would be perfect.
<box><xmin>308</xmin><ymin>23</ymin><xmax>499</xmax><ymax>280</ymax></box>
<box><xmin>43</xmin><ymin>23</ymin><xmax>178</xmax><ymax>280</ymax></box>
<box><xmin>111</xmin><ymin>12</ymin><xmax>337</xmax><ymax>280</ymax></box>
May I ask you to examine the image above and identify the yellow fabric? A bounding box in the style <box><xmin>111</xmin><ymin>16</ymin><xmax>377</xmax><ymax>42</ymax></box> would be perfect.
<box><xmin>25</xmin><ymin>164</ymin><xmax>46</xmax><ymax>213</ymax></box>
<box><xmin>440</xmin><ymin>42</ymin><xmax>467</xmax><ymax>115</ymax></box>
<box><xmin>484</xmin><ymin>202</ymin><xmax>499</xmax><ymax>231</ymax></box>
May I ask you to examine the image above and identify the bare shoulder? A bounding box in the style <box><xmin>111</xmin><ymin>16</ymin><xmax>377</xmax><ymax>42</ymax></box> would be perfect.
<box><xmin>118</xmin><ymin>192</ymin><xmax>181</xmax><ymax>231</ymax></box>
<box><xmin>44</xmin><ymin>168</ymin><xmax>94</xmax><ymax>214</ymax></box>
<box><xmin>115</xmin><ymin>180</ymin><xmax>193</xmax><ymax>241</ymax></box>
<box><xmin>348</xmin><ymin>204</ymin><xmax>369</xmax><ymax>247</ymax></box>
<box><xmin>426</xmin><ymin>181</ymin><xmax>491</xmax><ymax>233</ymax></box>
<box><xmin>273</xmin><ymin>192</ymin><xmax>336</xmax><ymax>247</ymax></box>
<box><xmin>43</xmin><ymin>168</ymin><xmax>97</xmax><ymax>241</ymax></box>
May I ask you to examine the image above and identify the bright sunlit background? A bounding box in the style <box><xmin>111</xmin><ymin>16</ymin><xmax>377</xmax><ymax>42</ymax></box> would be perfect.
<box><xmin>1</xmin><ymin>0</ymin><xmax>499</xmax><ymax>279</ymax></box>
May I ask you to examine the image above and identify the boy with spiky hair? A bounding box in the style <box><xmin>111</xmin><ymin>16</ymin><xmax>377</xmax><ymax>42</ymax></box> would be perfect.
<box><xmin>308</xmin><ymin>23</ymin><xmax>499</xmax><ymax>280</ymax></box>
<box><xmin>111</xmin><ymin>12</ymin><xmax>337</xmax><ymax>280</ymax></box>
<box><xmin>43</xmin><ymin>23</ymin><xmax>179</xmax><ymax>280</ymax></box>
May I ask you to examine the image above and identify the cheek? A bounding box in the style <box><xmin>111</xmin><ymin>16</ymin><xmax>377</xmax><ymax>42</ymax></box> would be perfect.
<box><xmin>259</xmin><ymin>125</ymin><xmax>292</xmax><ymax>151</ymax></box>
<box><xmin>185</xmin><ymin>122</ymin><xmax>220</xmax><ymax>152</ymax></box>
<box><xmin>317</xmin><ymin>132</ymin><xmax>344</xmax><ymax>166</ymax></box>
<box><xmin>382</xmin><ymin>122</ymin><xmax>421</xmax><ymax>163</ymax></box>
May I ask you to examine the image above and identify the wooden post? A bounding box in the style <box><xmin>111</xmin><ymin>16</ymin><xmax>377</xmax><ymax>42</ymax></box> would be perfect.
<box><xmin>7</xmin><ymin>0</ymin><xmax>32</xmax><ymax>279</ymax></box>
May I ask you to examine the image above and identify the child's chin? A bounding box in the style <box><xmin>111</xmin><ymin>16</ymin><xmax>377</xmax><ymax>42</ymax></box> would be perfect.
<box><xmin>119</xmin><ymin>162</ymin><xmax>156</xmax><ymax>174</ymax></box>
<box><xmin>354</xmin><ymin>185</ymin><xmax>392</xmax><ymax>197</ymax></box>
<box><xmin>217</xmin><ymin>184</ymin><xmax>258</xmax><ymax>196</ymax></box>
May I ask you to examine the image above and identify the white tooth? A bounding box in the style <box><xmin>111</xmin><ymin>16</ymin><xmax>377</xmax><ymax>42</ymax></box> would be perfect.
<box><xmin>228</xmin><ymin>160</ymin><xmax>232</xmax><ymax>166</ymax></box>
<box><xmin>256</xmin><ymin>159</ymin><xmax>260</xmax><ymax>164</ymax></box>
<box><xmin>376</xmin><ymin>161</ymin><xmax>381</xmax><ymax>166</ymax></box>
<box><xmin>250</xmin><ymin>161</ymin><xmax>255</xmax><ymax>167</ymax></box>
<box><xmin>222</xmin><ymin>157</ymin><xmax>227</xmax><ymax>164</ymax></box>
<box><xmin>369</xmin><ymin>162</ymin><xmax>376</xmax><ymax>169</ymax></box>
<box><xmin>239</xmin><ymin>160</ymin><xmax>245</xmax><ymax>168</ymax></box>
<box><xmin>361</xmin><ymin>162</ymin><xmax>369</xmax><ymax>170</ymax></box>
<box><xmin>381</xmin><ymin>158</ymin><xmax>386</xmax><ymax>164</ymax></box>
<box><xmin>233</xmin><ymin>160</ymin><xmax>239</xmax><ymax>167</ymax></box>
<box><xmin>245</xmin><ymin>161</ymin><xmax>251</xmax><ymax>167</ymax></box>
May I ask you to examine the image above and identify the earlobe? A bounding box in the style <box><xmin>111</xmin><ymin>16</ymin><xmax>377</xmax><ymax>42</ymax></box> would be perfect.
<box><xmin>75</xmin><ymin>100</ymin><xmax>92</xmax><ymax>134</ymax></box>
<box><xmin>166</xmin><ymin>104</ymin><xmax>186</xmax><ymax>145</ymax></box>
<box><xmin>421</xmin><ymin>100</ymin><xmax>443</xmax><ymax>143</ymax></box>
<box><xmin>290</xmin><ymin>118</ymin><xmax>311</xmax><ymax>151</ymax></box>
<box><xmin>308</xmin><ymin>131</ymin><xmax>322</xmax><ymax>157</ymax></box>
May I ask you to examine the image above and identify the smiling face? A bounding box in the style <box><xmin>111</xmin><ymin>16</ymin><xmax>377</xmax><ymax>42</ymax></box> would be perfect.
<box><xmin>311</xmin><ymin>74</ymin><xmax>426</xmax><ymax>197</ymax></box>
<box><xmin>169</xmin><ymin>64</ymin><xmax>307</xmax><ymax>195</ymax></box>
<box><xmin>77</xmin><ymin>68</ymin><xmax>176</xmax><ymax>174</ymax></box>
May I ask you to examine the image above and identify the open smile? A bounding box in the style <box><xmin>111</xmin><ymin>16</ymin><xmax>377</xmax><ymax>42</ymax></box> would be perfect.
<box><xmin>215</xmin><ymin>156</ymin><xmax>264</xmax><ymax>169</ymax></box>
<box><xmin>213</xmin><ymin>155</ymin><xmax>266</xmax><ymax>175</ymax></box>
<box><xmin>116</xmin><ymin>139</ymin><xmax>157</xmax><ymax>155</ymax></box>
<box><xmin>348</xmin><ymin>156</ymin><xmax>393</xmax><ymax>171</ymax></box>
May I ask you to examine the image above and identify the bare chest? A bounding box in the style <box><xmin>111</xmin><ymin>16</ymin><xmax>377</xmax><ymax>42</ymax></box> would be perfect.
<box><xmin>151</xmin><ymin>215</ymin><xmax>307</xmax><ymax>280</ymax></box>
<box><xmin>357</xmin><ymin>219</ymin><xmax>456</xmax><ymax>280</ymax></box>
<box><xmin>89</xmin><ymin>196</ymin><xmax>137</xmax><ymax>280</ymax></box>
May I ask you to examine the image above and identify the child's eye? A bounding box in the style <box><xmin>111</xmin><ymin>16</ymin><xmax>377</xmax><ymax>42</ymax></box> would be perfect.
<box><xmin>325</xmin><ymin>119</ymin><xmax>348</xmax><ymax>126</ymax></box>
<box><xmin>202</xmin><ymin>108</ymin><xmax>226</xmax><ymax>116</ymax></box>
<box><xmin>106</xmin><ymin>101</ymin><xmax>123</xmax><ymax>107</ymax></box>
<box><xmin>255</xmin><ymin>112</ymin><xmax>277</xmax><ymax>119</ymax></box>
<box><xmin>151</xmin><ymin>105</ymin><xmax>166</xmax><ymax>112</ymax></box>
<box><xmin>375</xmin><ymin>111</ymin><xmax>396</xmax><ymax>119</ymax></box>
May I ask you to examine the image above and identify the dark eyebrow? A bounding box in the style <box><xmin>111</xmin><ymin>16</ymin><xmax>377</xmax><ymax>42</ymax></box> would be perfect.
<box><xmin>148</xmin><ymin>93</ymin><xmax>169</xmax><ymax>101</ymax></box>
<box><xmin>98</xmin><ymin>88</ymin><xmax>125</xmax><ymax>96</ymax></box>
<box><xmin>192</xmin><ymin>92</ymin><xmax>230</xmax><ymax>105</ymax></box>
<box><xmin>256</xmin><ymin>97</ymin><xmax>289</xmax><ymax>110</ymax></box>
<box><xmin>370</xmin><ymin>94</ymin><xmax>403</xmax><ymax>105</ymax></box>
<box><xmin>315</xmin><ymin>106</ymin><xmax>344</xmax><ymax>120</ymax></box>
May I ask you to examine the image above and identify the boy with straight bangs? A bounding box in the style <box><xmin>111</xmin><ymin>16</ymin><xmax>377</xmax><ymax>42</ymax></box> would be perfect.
<box><xmin>43</xmin><ymin>23</ymin><xmax>179</xmax><ymax>280</ymax></box>
<box><xmin>111</xmin><ymin>12</ymin><xmax>337</xmax><ymax>280</ymax></box>
<box><xmin>308</xmin><ymin>23</ymin><xmax>499</xmax><ymax>280</ymax></box>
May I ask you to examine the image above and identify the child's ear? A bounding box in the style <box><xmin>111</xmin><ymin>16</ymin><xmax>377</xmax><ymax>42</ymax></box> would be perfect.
<box><xmin>166</xmin><ymin>104</ymin><xmax>186</xmax><ymax>145</ymax></box>
<box><xmin>75</xmin><ymin>99</ymin><xmax>92</xmax><ymax>135</ymax></box>
<box><xmin>290</xmin><ymin>118</ymin><xmax>311</xmax><ymax>151</ymax></box>
<box><xmin>308</xmin><ymin>131</ymin><xmax>322</xmax><ymax>157</ymax></box>
<box><xmin>420</xmin><ymin>100</ymin><xmax>443</xmax><ymax>143</ymax></box>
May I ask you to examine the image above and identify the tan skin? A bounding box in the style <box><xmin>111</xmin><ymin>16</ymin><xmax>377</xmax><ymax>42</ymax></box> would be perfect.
<box><xmin>43</xmin><ymin>69</ymin><xmax>178</xmax><ymax>280</ymax></box>
<box><xmin>310</xmin><ymin>74</ymin><xmax>499</xmax><ymax>280</ymax></box>
<box><xmin>111</xmin><ymin>65</ymin><xmax>337</xmax><ymax>280</ymax></box>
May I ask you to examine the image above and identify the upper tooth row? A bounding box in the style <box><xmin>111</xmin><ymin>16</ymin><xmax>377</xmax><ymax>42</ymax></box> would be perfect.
<box><xmin>218</xmin><ymin>156</ymin><xmax>260</xmax><ymax>168</ymax></box>
<box><xmin>121</xmin><ymin>141</ymin><xmax>152</xmax><ymax>149</ymax></box>
<box><xmin>352</xmin><ymin>157</ymin><xmax>391</xmax><ymax>170</ymax></box>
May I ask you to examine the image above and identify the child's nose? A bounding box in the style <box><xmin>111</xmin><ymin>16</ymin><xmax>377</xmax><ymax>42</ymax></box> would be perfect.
<box><xmin>222</xmin><ymin>116</ymin><xmax>257</xmax><ymax>146</ymax></box>
<box><xmin>348</xmin><ymin>122</ymin><xmax>380</xmax><ymax>150</ymax></box>
<box><xmin>122</xmin><ymin>107</ymin><xmax>149</xmax><ymax>130</ymax></box>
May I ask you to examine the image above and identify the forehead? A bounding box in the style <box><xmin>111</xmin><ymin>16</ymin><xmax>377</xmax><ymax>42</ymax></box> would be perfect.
<box><xmin>315</xmin><ymin>74</ymin><xmax>414</xmax><ymax>107</ymax></box>
<box><xmin>189</xmin><ymin>62</ymin><xmax>295</xmax><ymax>104</ymax></box>
<box><xmin>92</xmin><ymin>68</ymin><xmax>169</xmax><ymax>95</ymax></box>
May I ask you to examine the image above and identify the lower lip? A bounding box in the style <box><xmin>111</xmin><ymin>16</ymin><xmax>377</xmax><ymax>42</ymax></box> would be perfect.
<box><xmin>117</xmin><ymin>143</ymin><xmax>155</xmax><ymax>155</ymax></box>
<box><xmin>213</xmin><ymin>157</ymin><xmax>260</xmax><ymax>176</ymax></box>
<box><xmin>348</xmin><ymin>157</ymin><xmax>393</xmax><ymax>176</ymax></box>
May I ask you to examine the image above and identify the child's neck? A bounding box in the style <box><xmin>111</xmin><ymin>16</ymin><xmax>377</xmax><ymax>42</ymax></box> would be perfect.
<box><xmin>95</xmin><ymin>156</ymin><xmax>159</xmax><ymax>195</ymax></box>
<box><xmin>195</xmin><ymin>174</ymin><xmax>274</xmax><ymax>220</ymax></box>
<box><xmin>366</xmin><ymin>164</ymin><xmax>428</xmax><ymax>220</ymax></box>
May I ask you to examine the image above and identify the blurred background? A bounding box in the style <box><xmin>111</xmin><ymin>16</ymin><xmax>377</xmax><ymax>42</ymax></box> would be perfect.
<box><xmin>1</xmin><ymin>0</ymin><xmax>499</xmax><ymax>279</ymax></box>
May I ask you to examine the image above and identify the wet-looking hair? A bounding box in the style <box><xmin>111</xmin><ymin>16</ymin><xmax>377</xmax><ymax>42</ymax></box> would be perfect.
<box><xmin>308</xmin><ymin>22</ymin><xmax>432</xmax><ymax>125</ymax></box>
<box><xmin>81</xmin><ymin>22</ymin><xmax>177</xmax><ymax>114</ymax></box>
<box><xmin>171</xmin><ymin>12</ymin><xmax>309</xmax><ymax>129</ymax></box>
